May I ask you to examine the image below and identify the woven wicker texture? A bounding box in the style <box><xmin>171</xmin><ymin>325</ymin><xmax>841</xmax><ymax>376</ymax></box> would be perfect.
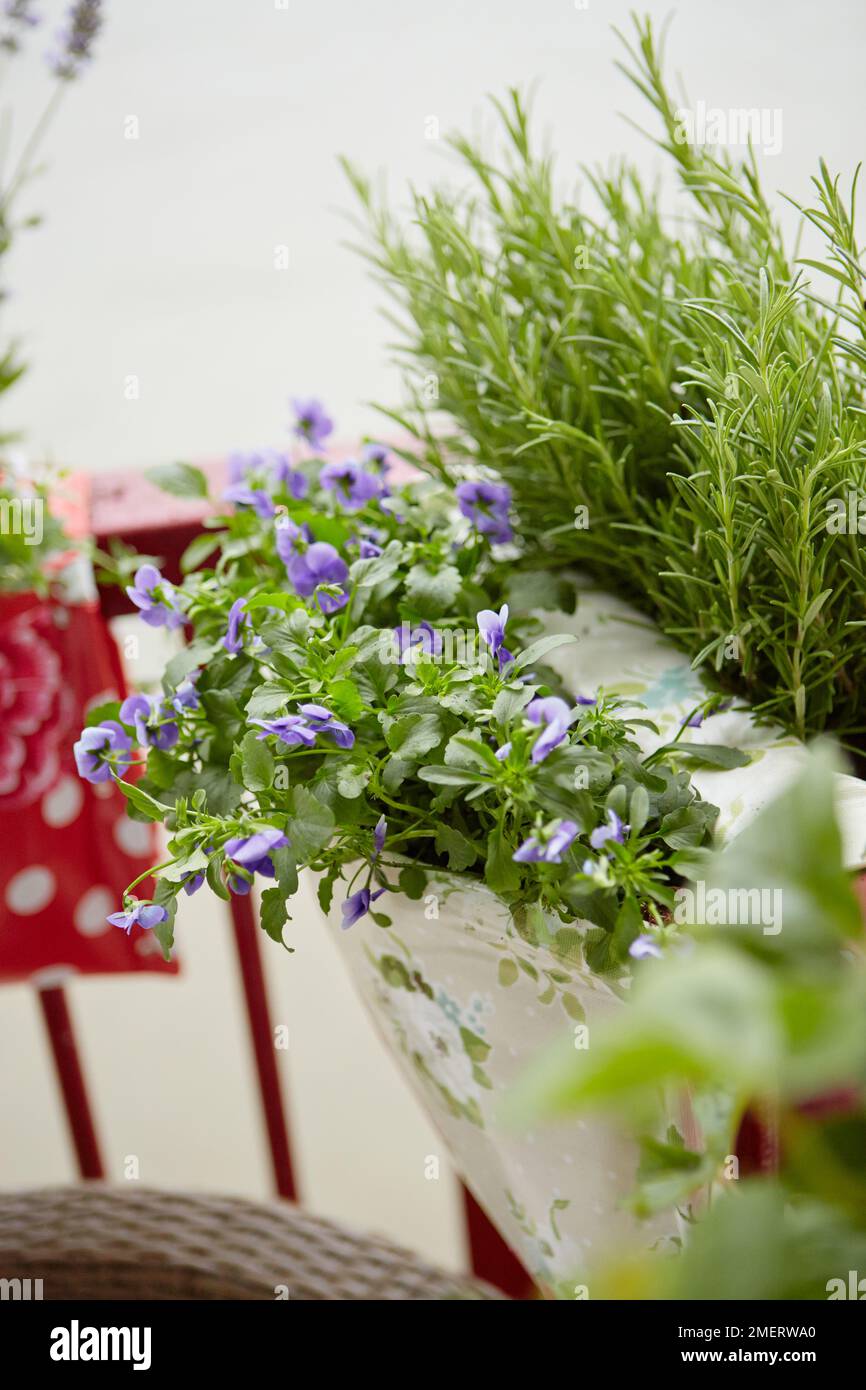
<box><xmin>0</xmin><ymin>1186</ymin><xmax>505</xmax><ymax>1300</ymax></box>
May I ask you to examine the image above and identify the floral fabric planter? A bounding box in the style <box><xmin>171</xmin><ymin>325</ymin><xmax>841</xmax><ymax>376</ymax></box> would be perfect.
<box><xmin>318</xmin><ymin>582</ymin><xmax>866</xmax><ymax>1294</ymax></box>
<box><xmin>320</xmin><ymin>866</ymin><xmax>677</xmax><ymax>1295</ymax></box>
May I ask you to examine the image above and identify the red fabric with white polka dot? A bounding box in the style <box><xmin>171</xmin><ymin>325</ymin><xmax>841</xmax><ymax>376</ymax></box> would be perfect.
<box><xmin>0</xmin><ymin>590</ymin><xmax>178</xmax><ymax>982</ymax></box>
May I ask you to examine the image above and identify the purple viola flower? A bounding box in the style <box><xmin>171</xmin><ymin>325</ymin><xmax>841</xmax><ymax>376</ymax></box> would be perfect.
<box><xmin>285</xmin><ymin>541</ymin><xmax>349</xmax><ymax>608</ymax></box>
<box><xmin>513</xmin><ymin>819</ymin><xmax>579</xmax><ymax>864</ymax></box>
<box><xmin>172</xmin><ymin>675</ymin><xmax>199</xmax><ymax>713</ymax></box>
<box><xmin>629</xmin><ymin>933</ymin><xmax>663</xmax><ymax>961</ymax></box>
<box><xmin>589</xmin><ymin>809</ymin><xmax>629</xmax><ymax>850</ymax></box>
<box><xmin>477</xmin><ymin>604</ymin><xmax>512</xmax><ymax>672</ymax></box>
<box><xmin>298</xmin><ymin>703</ymin><xmax>355</xmax><ymax>749</ymax></box>
<box><xmin>223</xmin><ymin>597</ymin><xmax>249</xmax><ymax>654</ymax></box>
<box><xmin>577</xmin><ymin>694</ymin><xmax>597</xmax><ymax>706</ymax></box>
<box><xmin>274</xmin><ymin>515</ymin><xmax>311</xmax><ymax>563</ymax></box>
<box><xmin>269</xmin><ymin>453</ymin><xmax>308</xmax><ymax>499</ymax></box>
<box><xmin>372</xmin><ymin>815</ymin><xmax>387</xmax><ymax>860</ymax></box>
<box><xmin>107</xmin><ymin>900</ymin><xmax>168</xmax><ymax>936</ymax></box>
<box><xmin>250</xmin><ymin>714</ymin><xmax>317</xmax><ymax>748</ymax></box>
<box><xmin>525</xmin><ymin>696</ymin><xmax>572</xmax><ymax>764</ymax></box>
<box><xmin>119</xmin><ymin>694</ymin><xmax>179</xmax><ymax>752</ymax></box>
<box><xmin>320</xmin><ymin>459</ymin><xmax>384</xmax><ymax>511</ymax></box>
<box><xmin>291</xmin><ymin>397</ymin><xmax>334</xmax><ymax>450</ymax></box>
<box><xmin>227</xmin><ymin>451</ymin><xmax>253</xmax><ymax>485</ymax></box>
<box><xmin>341</xmin><ymin>885</ymin><xmax>386</xmax><ymax>929</ymax></box>
<box><xmin>223</xmin><ymin>482</ymin><xmax>277</xmax><ymax>519</ymax></box>
<box><xmin>494</xmin><ymin>741</ymin><xmax>512</xmax><ymax>761</ymax></box>
<box><xmin>681</xmin><ymin>709</ymin><xmax>704</xmax><ymax>729</ymax></box>
<box><xmin>126</xmin><ymin>563</ymin><xmax>185</xmax><ymax>630</ymax></box>
<box><xmin>358</xmin><ymin>535</ymin><xmax>383</xmax><ymax>558</ymax></box>
<box><xmin>361</xmin><ymin>442</ymin><xmax>390</xmax><ymax>471</ymax></box>
<box><xmin>393</xmin><ymin>620</ymin><xmax>443</xmax><ymax>664</ymax></box>
<box><xmin>182</xmin><ymin>872</ymin><xmax>205</xmax><ymax>896</ymax></box>
<box><xmin>73</xmin><ymin>721</ymin><xmax>132</xmax><ymax>783</ymax></box>
<box><xmin>316</xmin><ymin>586</ymin><xmax>350</xmax><ymax>616</ymax></box>
<box><xmin>224</xmin><ymin>828</ymin><xmax>290</xmax><ymax>893</ymax></box>
<box><xmin>456</xmin><ymin>480</ymin><xmax>513</xmax><ymax>544</ymax></box>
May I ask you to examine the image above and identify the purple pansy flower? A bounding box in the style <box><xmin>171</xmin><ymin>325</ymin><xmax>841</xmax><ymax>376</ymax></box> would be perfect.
<box><xmin>456</xmin><ymin>480</ymin><xmax>513</xmax><ymax>544</ymax></box>
<box><xmin>629</xmin><ymin>933</ymin><xmax>663</xmax><ymax>960</ymax></box>
<box><xmin>126</xmin><ymin>563</ymin><xmax>184</xmax><ymax>630</ymax></box>
<box><xmin>291</xmin><ymin>397</ymin><xmax>333</xmax><ymax>450</ymax></box>
<box><xmin>223</xmin><ymin>597</ymin><xmax>249</xmax><ymax>654</ymax></box>
<box><xmin>577</xmin><ymin>694</ymin><xmax>597</xmax><ymax>706</ymax></box>
<box><xmin>284</xmin><ymin>540</ymin><xmax>349</xmax><ymax>612</ymax></box>
<box><xmin>251</xmin><ymin>714</ymin><xmax>317</xmax><ymax>747</ymax></box>
<box><xmin>589</xmin><ymin>809</ymin><xmax>629</xmax><ymax>850</ymax></box>
<box><xmin>172</xmin><ymin>675</ymin><xmax>199</xmax><ymax>713</ymax></box>
<box><xmin>393</xmin><ymin>620</ymin><xmax>443</xmax><ymax>664</ymax></box>
<box><xmin>361</xmin><ymin>442</ymin><xmax>389</xmax><ymax>471</ymax></box>
<box><xmin>73</xmin><ymin>721</ymin><xmax>132</xmax><ymax>783</ymax></box>
<box><xmin>525</xmin><ymin>696</ymin><xmax>572</xmax><ymax>764</ymax></box>
<box><xmin>320</xmin><ymin>459</ymin><xmax>384</xmax><ymax>511</ymax></box>
<box><xmin>227</xmin><ymin>451</ymin><xmax>253</xmax><ymax>485</ymax></box>
<box><xmin>357</xmin><ymin>531</ymin><xmax>384</xmax><ymax>558</ymax></box>
<box><xmin>298</xmin><ymin>703</ymin><xmax>355</xmax><ymax>748</ymax></box>
<box><xmin>228</xmin><ymin>449</ymin><xmax>307</xmax><ymax>500</ymax></box>
<box><xmin>269</xmin><ymin>453</ymin><xmax>308</xmax><ymax>499</ymax></box>
<box><xmin>494</xmin><ymin>741</ymin><xmax>512</xmax><ymax>761</ymax></box>
<box><xmin>477</xmin><ymin>604</ymin><xmax>512</xmax><ymax>672</ymax></box>
<box><xmin>119</xmin><ymin>694</ymin><xmax>179</xmax><ymax>751</ymax></box>
<box><xmin>513</xmin><ymin>819</ymin><xmax>579</xmax><ymax>864</ymax></box>
<box><xmin>182</xmin><ymin>872</ymin><xmax>205</xmax><ymax>896</ymax></box>
<box><xmin>372</xmin><ymin>815</ymin><xmax>387</xmax><ymax>860</ymax></box>
<box><xmin>275</xmin><ymin>515</ymin><xmax>311</xmax><ymax>562</ymax></box>
<box><xmin>222</xmin><ymin>481</ymin><xmax>277</xmax><ymax>519</ymax></box>
<box><xmin>107</xmin><ymin>900</ymin><xmax>168</xmax><ymax>935</ymax></box>
<box><xmin>224</xmin><ymin>829</ymin><xmax>290</xmax><ymax>894</ymax></box>
<box><xmin>341</xmin><ymin>885</ymin><xmax>386</xmax><ymax>929</ymax></box>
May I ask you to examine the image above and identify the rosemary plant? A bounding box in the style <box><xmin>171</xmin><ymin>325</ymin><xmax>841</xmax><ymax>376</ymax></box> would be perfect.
<box><xmin>346</xmin><ymin>14</ymin><xmax>866</xmax><ymax>750</ymax></box>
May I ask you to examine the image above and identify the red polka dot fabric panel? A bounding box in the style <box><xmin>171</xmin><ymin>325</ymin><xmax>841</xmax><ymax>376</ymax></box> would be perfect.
<box><xmin>0</xmin><ymin>591</ymin><xmax>178</xmax><ymax>982</ymax></box>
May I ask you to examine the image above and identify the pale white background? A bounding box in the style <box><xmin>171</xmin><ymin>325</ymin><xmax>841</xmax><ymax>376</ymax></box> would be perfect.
<box><xmin>2</xmin><ymin>0</ymin><xmax>864</xmax><ymax>1272</ymax></box>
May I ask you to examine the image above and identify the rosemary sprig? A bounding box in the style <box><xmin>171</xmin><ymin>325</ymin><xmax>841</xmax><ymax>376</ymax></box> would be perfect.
<box><xmin>346</xmin><ymin>14</ymin><xmax>866</xmax><ymax>749</ymax></box>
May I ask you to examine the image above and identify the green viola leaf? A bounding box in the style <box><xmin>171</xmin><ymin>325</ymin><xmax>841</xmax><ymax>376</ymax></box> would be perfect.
<box><xmin>286</xmin><ymin>786</ymin><xmax>335</xmax><ymax>862</ymax></box>
<box><xmin>145</xmin><ymin>461</ymin><xmax>209</xmax><ymax>499</ymax></box>
<box><xmin>245</xmin><ymin>683</ymin><xmax>293</xmax><ymax>720</ymax></box>
<box><xmin>505</xmin><ymin>569</ymin><xmax>578</xmax><ymax>615</ymax></box>
<box><xmin>117</xmin><ymin>778</ymin><xmax>172</xmax><ymax>822</ymax></box>
<box><xmin>385</xmin><ymin>712</ymin><xmax>443</xmax><ymax>760</ymax></box>
<box><xmin>180</xmin><ymin>532</ymin><xmax>224</xmax><ymax>573</ymax></box>
<box><xmin>485</xmin><ymin>823</ymin><xmax>522</xmax><ymax>895</ymax></box>
<box><xmin>151</xmin><ymin>879</ymin><xmax>179</xmax><ymax>961</ymax></box>
<box><xmin>239</xmin><ymin>729</ymin><xmax>274</xmax><ymax>793</ymax></box>
<box><xmin>435</xmin><ymin>823</ymin><xmax>479</xmax><ymax>871</ymax></box>
<box><xmin>328</xmin><ymin>677</ymin><xmax>364</xmax><ymax>723</ymax></box>
<box><xmin>398</xmin><ymin>863</ymin><xmax>427</xmax><ymax>899</ymax></box>
<box><xmin>658</xmin><ymin>801</ymin><xmax>719</xmax><ymax>849</ymax></box>
<box><xmin>404</xmin><ymin>562</ymin><xmax>461</xmax><ymax>617</ymax></box>
<box><xmin>661</xmin><ymin>742</ymin><xmax>751</xmax><ymax>770</ymax></box>
<box><xmin>507</xmin><ymin>633</ymin><xmax>577</xmax><ymax>675</ymax></box>
<box><xmin>260</xmin><ymin>886</ymin><xmax>293</xmax><ymax>949</ymax></box>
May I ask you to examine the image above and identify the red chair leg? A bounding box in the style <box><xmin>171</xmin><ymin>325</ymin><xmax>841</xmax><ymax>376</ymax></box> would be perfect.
<box><xmin>228</xmin><ymin>892</ymin><xmax>297</xmax><ymax>1200</ymax></box>
<box><xmin>37</xmin><ymin>985</ymin><xmax>104</xmax><ymax>1180</ymax></box>
<box><xmin>462</xmin><ymin>1185</ymin><xmax>533</xmax><ymax>1298</ymax></box>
